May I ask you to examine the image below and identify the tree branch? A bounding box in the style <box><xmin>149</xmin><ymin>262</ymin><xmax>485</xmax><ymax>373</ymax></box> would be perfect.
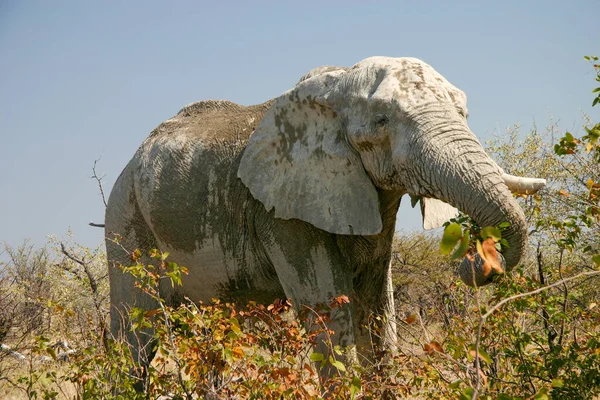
<box><xmin>60</xmin><ymin>243</ymin><xmax>98</xmax><ymax>295</ymax></box>
<box><xmin>481</xmin><ymin>270</ymin><xmax>600</xmax><ymax>321</ymax></box>
<box><xmin>91</xmin><ymin>158</ymin><xmax>107</xmax><ymax>208</ymax></box>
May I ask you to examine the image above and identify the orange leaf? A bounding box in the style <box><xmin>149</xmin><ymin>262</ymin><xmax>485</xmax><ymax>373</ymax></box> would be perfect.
<box><xmin>424</xmin><ymin>340</ymin><xmax>444</xmax><ymax>354</ymax></box>
<box><xmin>559</xmin><ymin>190</ymin><xmax>570</xmax><ymax>197</ymax></box>
<box><xmin>144</xmin><ymin>309</ymin><xmax>161</xmax><ymax>318</ymax></box>
<box><xmin>304</xmin><ymin>362</ymin><xmax>314</xmax><ymax>375</ymax></box>
<box><xmin>477</xmin><ymin>238</ymin><xmax>504</xmax><ymax>276</ymax></box>
<box><xmin>336</xmin><ymin>294</ymin><xmax>350</xmax><ymax>304</ymax></box>
<box><xmin>405</xmin><ymin>315</ymin><xmax>417</xmax><ymax>324</ymax></box>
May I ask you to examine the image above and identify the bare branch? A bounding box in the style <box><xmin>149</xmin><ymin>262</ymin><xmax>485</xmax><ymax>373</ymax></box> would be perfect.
<box><xmin>481</xmin><ymin>270</ymin><xmax>600</xmax><ymax>321</ymax></box>
<box><xmin>91</xmin><ymin>158</ymin><xmax>108</xmax><ymax>208</ymax></box>
<box><xmin>470</xmin><ymin>267</ymin><xmax>600</xmax><ymax>399</ymax></box>
<box><xmin>59</xmin><ymin>243</ymin><xmax>98</xmax><ymax>296</ymax></box>
<box><xmin>88</xmin><ymin>221</ymin><xmax>105</xmax><ymax>228</ymax></box>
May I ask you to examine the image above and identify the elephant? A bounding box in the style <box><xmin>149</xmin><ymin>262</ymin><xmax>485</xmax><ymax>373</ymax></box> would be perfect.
<box><xmin>105</xmin><ymin>56</ymin><xmax>545</xmax><ymax>367</ymax></box>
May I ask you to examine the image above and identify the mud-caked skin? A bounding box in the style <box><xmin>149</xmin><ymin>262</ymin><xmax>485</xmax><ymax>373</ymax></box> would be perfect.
<box><xmin>106</xmin><ymin>56</ymin><xmax>545</xmax><ymax>363</ymax></box>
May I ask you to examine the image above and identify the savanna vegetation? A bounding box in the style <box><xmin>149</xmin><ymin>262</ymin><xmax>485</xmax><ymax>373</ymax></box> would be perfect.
<box><xmin>1</xmin><ymin>57</ymin><xmax>599</xmax><ymax>399</ymax></box>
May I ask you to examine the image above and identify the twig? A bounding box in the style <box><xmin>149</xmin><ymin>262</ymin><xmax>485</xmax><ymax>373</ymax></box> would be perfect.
<box><xmin>472</xmin><ymin>276</ymin><xmax>482</xmax><ymax>400</ymax></box>
<box><xmin>60</xmin><ymin>243</ymin><xmax>97</xmax><ymax>294</ymax></box>
<box><xmin>556</xmin><ymin>250</ymin><xmax>568</xmax><ymax>347</ymax></box>
<box><xmin>91</xmin><ymin>158</ymin><xmax>108</xmax><ymax>208</ymax></box>
<box><xmin>88</xmin><ymin>222</ymin><xmax>105</xmax><ymax>228</ymax></box>
<box><xmin>481</xmin><ymin>270</ymin><xmax>600</xmax><ymax>321</ymax></box>
<box><xmin>536</xmin><ymin>244</ymin><xmax>557</xmax><ymax>349</ymax></box>
<box><xmin>416</xmin><ymin>311</ymin><xmax>430</xmax><ymax>344</ymax></box>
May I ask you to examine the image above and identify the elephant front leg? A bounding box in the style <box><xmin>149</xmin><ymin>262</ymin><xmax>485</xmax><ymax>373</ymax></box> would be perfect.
<box><xmin>259</xmin><ymin>221</ymin><xmax>357</xmax><ymax>367</ymax></box>
<box><xmin>351</xmin><ymin>258</ymin><xmax>397</xmax><ymax>358</ymax></box>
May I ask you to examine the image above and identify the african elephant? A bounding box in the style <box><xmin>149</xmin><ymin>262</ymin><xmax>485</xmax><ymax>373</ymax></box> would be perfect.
<box><xmin>105</xmin><ymin>56</ymin><xmax>545</xmax><ymax>364</ymax></box>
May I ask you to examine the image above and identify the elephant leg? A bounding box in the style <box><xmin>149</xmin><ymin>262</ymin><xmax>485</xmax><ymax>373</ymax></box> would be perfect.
<box><xmin>107</xmin><ymin>238</ymin><xmax>159</xmax><ymax>364</ymax></box>
<box><xmin>352</xmin><ymin>257</ymin><xmax>402</xmax><ymax>363</ymax></box>
<box><xmin>352</xmin><ymin>260</ymin><xmax>397</xmax><ymax>356</ymax></box>
<box><xmin>258</xmin><ymin>219</ymin><xmax>356</xmax><ymax>362</ymax></box>
<box><xmin>105</xmin><ymin>180</ymin><xmax>165</xmax><ymax>389</ymax></box>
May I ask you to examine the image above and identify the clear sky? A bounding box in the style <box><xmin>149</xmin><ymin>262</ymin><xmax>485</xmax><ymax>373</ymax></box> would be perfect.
<box><xmin>0</xmin><ymin>1</ymin><xmax>598</xmax><ymax>251</ymax></box>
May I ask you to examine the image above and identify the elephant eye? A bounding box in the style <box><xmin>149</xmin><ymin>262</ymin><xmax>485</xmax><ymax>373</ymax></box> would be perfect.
<box><xmin>374</xmin><ymin>113</ymin><xmax>389</xmax><ymax>128</ymax></box>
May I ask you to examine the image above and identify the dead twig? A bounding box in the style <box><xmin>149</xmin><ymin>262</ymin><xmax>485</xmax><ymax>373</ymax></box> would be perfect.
<box><xmin>91</xmin><ymin>158</ymin><xmax>107</xmax><ymax>208</ymax></box>
<box><xmin>481</xmin><ymin>270</ymin><xmax>600</xmax><ymax>321</ymax></box>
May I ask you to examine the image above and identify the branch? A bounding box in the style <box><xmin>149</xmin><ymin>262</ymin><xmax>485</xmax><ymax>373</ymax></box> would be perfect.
<box><xmin>91</xmin><ymin>158</ymin><xmax>108</xmax><ymax>208</ymax></box>
<box><xmin>481</xmin><ymin>270</ymin><xmax>600</xmax><ymax>321</ymax></box>
<box><xmin>88</xmin><ymin>222</ymin><xmax>105</xmax><ymax>228</ymax></box>
<box><xmin>470</xmin><ymin>268</ymin><xmax>600</xmax><ymax>399</ymax></box>
<box><xmin>60</xmin><ymin>243</ymin><xmax>98</xmax><ymax>295</ymax></box>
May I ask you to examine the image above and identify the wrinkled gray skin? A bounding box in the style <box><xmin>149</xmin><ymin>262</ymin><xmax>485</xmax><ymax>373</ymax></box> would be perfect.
<box><xmin>106</xmin><ymin>57</ymin><xmax>532</xmax><ymax>365</ymax></box>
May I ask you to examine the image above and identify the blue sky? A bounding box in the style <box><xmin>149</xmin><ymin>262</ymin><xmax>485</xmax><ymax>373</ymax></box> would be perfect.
<box><xmin>0</xmin><ymin>1</ymin><xmax>598</xmax><ymax>251</ymax></box>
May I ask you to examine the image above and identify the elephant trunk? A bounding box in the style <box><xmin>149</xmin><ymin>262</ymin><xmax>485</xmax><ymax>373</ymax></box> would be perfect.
<box><xmin>411</xmin><ymin>109</ymin><xmax>528</xmax><ymax>285</ymax></box>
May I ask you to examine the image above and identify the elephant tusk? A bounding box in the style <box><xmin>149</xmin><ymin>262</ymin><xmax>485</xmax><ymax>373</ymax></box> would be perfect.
<box><xmin>501</xmin><ymin>172</ymin><xmax>546</xmax><ymax>195</ymax></box>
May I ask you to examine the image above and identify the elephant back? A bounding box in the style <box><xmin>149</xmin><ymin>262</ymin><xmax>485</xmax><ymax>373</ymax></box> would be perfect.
<box><xmin>146</xmin><ymin>99</ymin><xmax>275</xmax><ymax>147</ymax></box>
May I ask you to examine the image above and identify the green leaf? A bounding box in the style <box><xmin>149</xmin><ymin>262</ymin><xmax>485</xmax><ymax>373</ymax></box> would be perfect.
<box><xmin>552</xmin><ymin>378</ymin><xmax>564</xmax><ymax>388</ymax></box>
<box><xmin>477</xmin><ymin>348</ymin><xmax>492</xmax><ymax>364</ymax></box>
<box><xmin>310</xmin><ymin>352</ymin><xmax>325</xmax><ymax>362</ymax></box>
<box><xmin>329</xmin><ymin>356</ymin><xmax>346</xmax><ymax>371</ymax></box>
<box><xmin>497</xmin><ymin>221</ymin><xmax>511</xmax><ymax>229</ymax></box>
<box><xmin>481</xmin><ymin>226</ymin><xmax>502</xmax><ymax>241</ymax></box>
<box><xmin>440</xmin><ymin>223</ymin><xmax>463</xmax><ymax>254</ymax></box>
<box><xmin>534</xmin><ymin>387</ymin><xmax>550</xmax><ymax>399</ymax></box>
<box><xmin>449</xmin><ymin>379</ymin><xmax>462</xmax><ymax>389</ymax></box>
<box><xmin>565</xmin><ymin>131</ymin><xmax>574</xmax><ymax>142</ymax></box>
<box><xmin>451</xmin><ymin>229</ymin><xmax>470</xmax><ymax>260</ymax></box>
<box><xmin>350</xmin><ymin>376</ymin><xmax>361</xmax><ymax>399</ymax></box>
<box><xmin>593</xmin><ymin>97</ymin><xmax>599</xmax><ymax>107</ymax></box>
<box><xmin>46</xmin><ymin>347</ymin><xmax>57</xmax><ymax>361</ymax></box>
<box><xmin>592</xmin><ymin>254</ymin><xmax>600</xmax><ymax>266</ymax></box>
<box><xmin>459</xmin><ymin>387</ymin><xmax>474</xmax><ymax>400</ymax></box>
<box><xmin>468</xmin><ymin>344</ymin><xmax>492</xmax><ymax>364</ymax></box>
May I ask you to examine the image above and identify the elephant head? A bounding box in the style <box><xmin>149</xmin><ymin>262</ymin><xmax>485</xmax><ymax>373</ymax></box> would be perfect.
<box><xmin>238</xmin><ymin>57</ymin><xmax>544</xmax><ymax>287</ymax></box>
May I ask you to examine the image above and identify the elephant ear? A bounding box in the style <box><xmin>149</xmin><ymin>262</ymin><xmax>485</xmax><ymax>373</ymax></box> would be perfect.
<box><xmin>420</xmin><ymin>198</ymin><xmax>459</xmax><ymax>230</ymax></box>
<box><xmin>238</xmin><ymin>70</ymin><xmax>382</xmax><ymax>235</ymax></box>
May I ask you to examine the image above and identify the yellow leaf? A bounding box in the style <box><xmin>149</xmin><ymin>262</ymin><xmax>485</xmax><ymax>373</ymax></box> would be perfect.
<box><xmin>586</xmin><ymin>142</ymin><xmax>594</xmax><ymax>152</ymax></box>
<box><xmin>232</xmin><ymin>346</ymin><xmax>244</xmax><ymax>358</ymax></box>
